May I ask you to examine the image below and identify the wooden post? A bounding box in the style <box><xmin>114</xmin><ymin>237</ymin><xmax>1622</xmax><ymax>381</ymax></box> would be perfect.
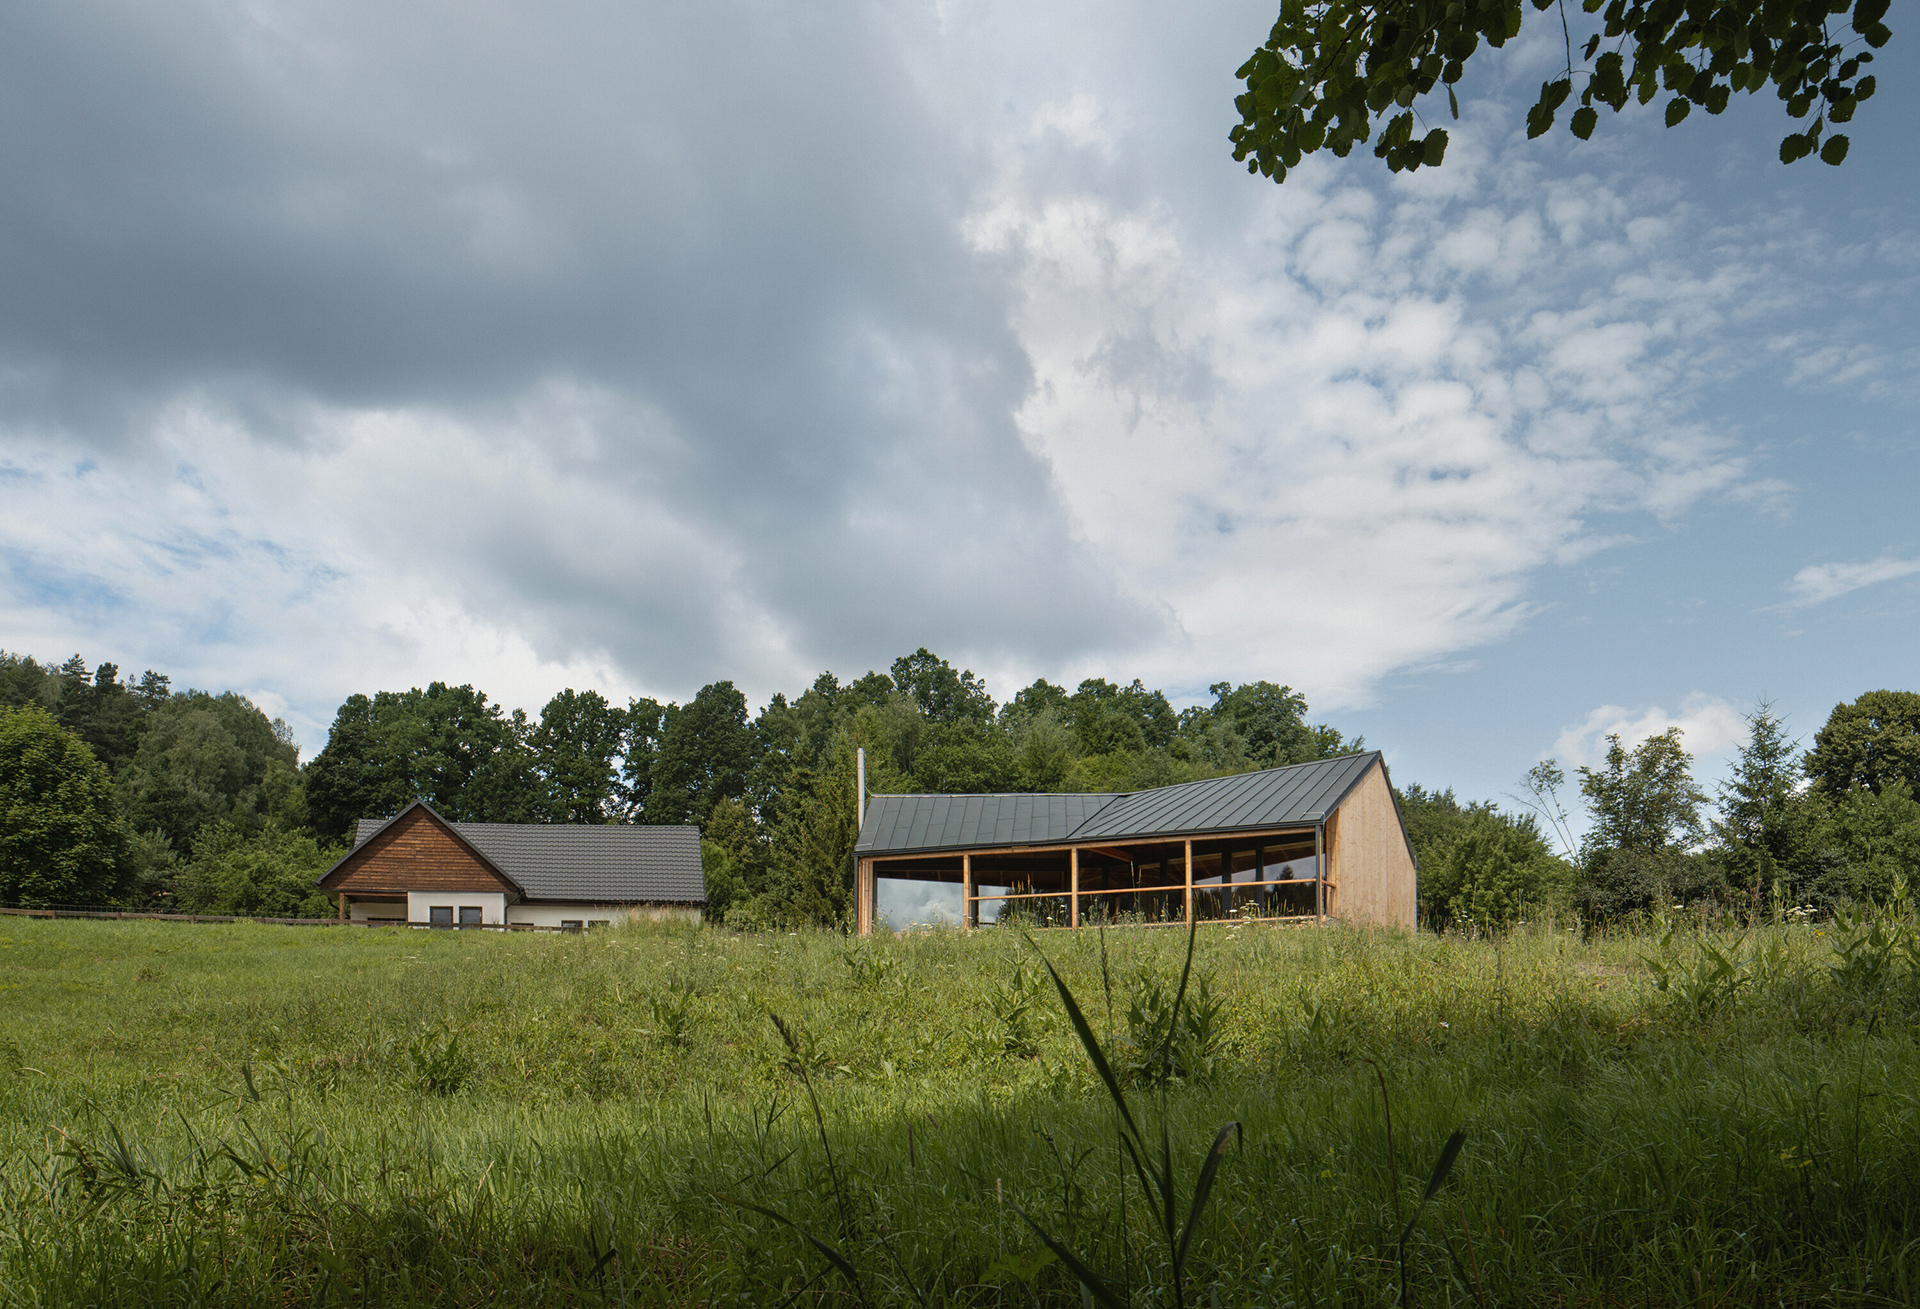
<box><xmin>1315</xmin><ymin>825</ymin><xmax>1325</xmax><ymax>925</ymax></box>
<box><xmin>962</xmin><ymin>853</ymin><xmax>974</xmax><ymax>930</ymax></box>
<box><xmin>1183</xmin><ymin>839</ymin><xmax>1194</xmax><ymax>925</ymax></box>
<box><xmin>857</xmin><ymin>858</ymin><xmax>873</xmax><ymax>936</ymax></box>
<box><xmin>1070</xmin><ymin>848</ymin><xmax>1080</xmax><ymax>929</ymax></box>
<box><xmin>337</xmin><ymin>892</ymin><xmax>346</xmax><ymax>922</ymax></box>
<box><xmin>1255</xmin><ymin>844</ymin><xmax>1265</xmax><ymax>918</ymax></box>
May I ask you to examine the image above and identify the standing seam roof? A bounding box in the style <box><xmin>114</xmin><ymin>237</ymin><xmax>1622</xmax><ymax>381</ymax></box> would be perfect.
<box><xmin>855</xmin><ymin>753</ymin><xmax>1382</xmax><ymax>855</ymax></box>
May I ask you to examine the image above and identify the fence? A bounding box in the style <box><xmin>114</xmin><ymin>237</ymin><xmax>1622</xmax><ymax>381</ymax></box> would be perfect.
<box><xmin>0</xmin><ymin>907</ymin><xmax>586</xmax><ymax>932</ymax></box>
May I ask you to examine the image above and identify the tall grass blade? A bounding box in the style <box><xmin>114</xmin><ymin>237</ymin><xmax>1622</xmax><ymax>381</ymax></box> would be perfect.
<box><xmin>1174</xmin><ymin>1121</ymin><xmax>1242</xmax><ymax>1274</ymax></box>
<box><xmin>1012</xmin><ymin>1206</ymin><xmax>1128</xmax><ymax>1309</ymax></box>
<box><xmin>1027</xmin><ymin>937</ymin><xmax>1144</xmax><ymax>1149</ymax></box>
<box><xmin>728</xmin><ymin>1199</ymin><xmax>872</xmax><ymax>1309</ymax></box>
<box><xmin>1397</xmin><ymin>1129</ymin><xmax>1468</xmax><ymax>1307</ymax></box>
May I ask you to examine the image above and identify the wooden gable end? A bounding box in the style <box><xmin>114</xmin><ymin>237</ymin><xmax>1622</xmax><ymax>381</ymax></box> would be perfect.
<box><xmin>1324</xmin><ymin>758</ymin><xmax>1417</xmax><ymax>930</ymax></box>
<box><xmin>320</xmin><ymin>807</ymin><xmax>518</xmax><ymax>898</ymax></box>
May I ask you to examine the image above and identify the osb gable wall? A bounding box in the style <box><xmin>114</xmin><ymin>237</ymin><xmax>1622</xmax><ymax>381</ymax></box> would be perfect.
<box><xmin>1328</xmin><ymin>762</ymin><xmax>1417</xmax><ymax>930</ymax></box>
<box><xmin>324</xmin><ymin>809</ymin><xmax>515</xmax><ymax>896</ymax></box>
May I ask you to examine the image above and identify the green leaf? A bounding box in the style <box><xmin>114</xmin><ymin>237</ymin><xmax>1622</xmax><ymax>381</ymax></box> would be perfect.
<box><xmin>1447</xmin><ymin>85</ymin><xmax>1459</xmax><ymax>120</ymax></box>
<box><xmin>1422</xmin><ymin>128</ymin><xmax>1449</xmax><ymax>166</ymax></box>
<box><xmin>1665</xmin><ymin>97</ymin><xmax>1691</xmax><ymax>127</ymax></box>
<box><xmin>1820</xmin><ymin>134</ymin><xmax>1850</xmax><ymax>164</ymax></box>
<box><xmin>1570</xmin><ymin>106</ymin><xmax>1598</xmax><ymax>139</ymax></box>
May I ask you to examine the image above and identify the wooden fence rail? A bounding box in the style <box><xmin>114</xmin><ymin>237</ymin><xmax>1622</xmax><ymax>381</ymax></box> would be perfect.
<box><xmin>0</xmin><ymin>907</ymin><xmax>580</xmax><ymax>931</ymax></box>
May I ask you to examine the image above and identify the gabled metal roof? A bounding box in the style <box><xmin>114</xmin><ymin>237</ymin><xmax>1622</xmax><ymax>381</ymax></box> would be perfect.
<box><xmin>347</xmin><ymin>811</ymin><xmax>704</xmax><ymax>903</ymax></box>
<box><xmin>855</xmin><ymin>752</ymin><xmax>1383</xmax><ymax>857</ymax></box>
<box><xmin>856</xmin><ymin>792</ymin><xmax>1117</xmax><ymax>856</ymax></box>
<box><xmin>1070</xmin><ymin>752</ymin><xmax>1379</xmax><ymax>842</ymax></box>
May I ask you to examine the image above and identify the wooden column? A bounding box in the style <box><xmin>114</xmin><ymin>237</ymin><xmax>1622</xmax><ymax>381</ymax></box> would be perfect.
<box><xmin>962</xmin><ymin>853</ymin><xmax>974</xmax><ymax>930</ymax></box>
<box><xmin>338</xmin><ymin>891</ymin><xmax>346</xmax><ymax>922</ymax></box>
<box><xmin>857</xmin><ymin>858</ymin><xmax>874</xmax><ymax>936</ymax></box>
<box><xmin>1069</xmin><ymin>848</ymin><xmax>1080</xmax><ymax>929</ymax></box>
<box><xmin>1315</xmin><ymin>825</ymin><xmax>1325</xmax><ymax>925</ymax></box>
<box><xmin>1183</xmin><ymin>839</ymin><xmax>1194</xmax><ymax>925</ymax></box>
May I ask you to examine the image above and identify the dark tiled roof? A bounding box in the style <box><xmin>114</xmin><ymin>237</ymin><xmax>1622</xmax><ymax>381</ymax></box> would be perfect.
<box><xmin>353</xmin><ymin>815</ymin><xmax>704</xmax><ymax>903</ymax></box>
<box><xmin>855</xmin><ymin>753</ymin><xmax>1381</xmax><ymax>856</ymax></box>
<box><xmin>856</xmin><ymin>792</ymin><xmax>1117</xmax><ymax>856</ymax></box>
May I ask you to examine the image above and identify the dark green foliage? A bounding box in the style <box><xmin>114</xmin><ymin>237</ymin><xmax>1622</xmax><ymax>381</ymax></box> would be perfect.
<box><xmin>889</xmin><ymin>648</ymin><xmax>995</xmax><ymax>725</ymax></box>
<box><xmin>1231</xmin><ymin>0</ymin><xmax>1891</xmax><ymax>183</ymax></box>
<box><xmin>1715</xmin><ymin>701</ymin><xmax>1827</xmax><ymax>910</ymax></box>
<box><xmin>1806</xmin><ymin>689</ymin><xmax>1920</xmax><ymax>798</ymax></box>
<box><xmin>302</xmin><ymin>684</ymin><xmax>539</xmax><ymax>840</ymax></box>
<box><xmin>1123</xmin><ymin>967</ymin><xmax>1225</xmax><ymax>1089</ymax></box>
<box><xmin>1579</xmin><ymin>728</ymin><xmax>1707</xmax><ymax>856</ymax></box>
<box><xmin>172</xmin><ymin>822</ymin><xmax>342</xmax><ymax>917</ymax></box>
<box><xmin>1188</xmin><ymin>679</ymin><xmax>1357</xmax><ymax>770</ymax></box>
<box><xmin>1824</xmin><ymin>781</ymin><xmax>1920</xmax><ymax>905</ymax></box>
<box><xmin>118</xmin><ymin>691</ymin><xmax>302</xmax><ymax>851</ymax></box>
<box><xmin>1423</xmin><ymin>810</ymin><xmax>1566</xmax><ymax>930</ymax></box>
<box><xmin>529</xmin><ymin>688</ymin><xmax>626</xmax><ymax>822</ymax></box>
<box><xmin>0</xmin><ymin>706</ymin><xmax>129</xmax><ymax>907</ymax></box>
<box><xmin>0</xmin><ymin>651</ymin><xmax>58</xmax><ymax>710</ymax></box>
<box><xmin>647</xmin><ymin>681</ymin><xmax>754</xmax><ymax>825</ymax></box>
<box><xmin>759</xmin><ymin>738</ymin><xmax>860</xmax><ymax>926</ymax></box>
<box><xmin>1578</xmin><ymin>846</ymin><xmax>1731</xmax><ymax>920</ymax></box>
<box><xmin>909</xmin><ymin>719</ymin><xmax>1021</xmax><ymax>793</ymax></box>
<box><xmin>1575</xmin><ymin>729</ymin><xmax>1726</xmax><ymax>921</ymax></box>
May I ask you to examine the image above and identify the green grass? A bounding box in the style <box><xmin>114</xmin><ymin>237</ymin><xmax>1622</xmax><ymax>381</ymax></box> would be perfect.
<box><xmin>1</xmin><ymin>912</ymin><xmax>1917</xmax><ymax>1306</ymax></box>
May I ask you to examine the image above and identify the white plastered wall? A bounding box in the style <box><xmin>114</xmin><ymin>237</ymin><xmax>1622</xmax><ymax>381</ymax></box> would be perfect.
<box><xmin>407</xmin><ymin>891</ymin><xmax>508</xmax><ymax>925</ymax></box>
<box><xmin>347</xmin><ymin>898</ymin><xmax>407</xmax><ymax>922</ymax></box>
<box><xmin>506</xmin><ymin>903</ymin><xmax>701</xmax><ymax>927</ymax></box>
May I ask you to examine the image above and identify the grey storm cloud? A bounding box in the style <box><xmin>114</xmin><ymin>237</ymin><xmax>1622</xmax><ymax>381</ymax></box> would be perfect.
<box><xmin>0</xmin><ymin>1</ymin><xmax>1166</xmax><ymax>692</ymax></box>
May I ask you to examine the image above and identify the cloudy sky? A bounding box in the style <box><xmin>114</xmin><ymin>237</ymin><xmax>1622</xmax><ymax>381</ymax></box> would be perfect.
<box><xmin>3</xmin><ymin>0</ymin><xmax>1914</xmax><ymax>814</ymax></box>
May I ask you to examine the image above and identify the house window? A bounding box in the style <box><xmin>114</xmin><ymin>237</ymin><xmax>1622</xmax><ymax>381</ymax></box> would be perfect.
<box><xmin>459</xmin><ymin>906</ymin><xmax>483</xmax><ymax>926</ymax></box>
<box><xmin>429</xmin><ymin>906</ymin><xmax>453</xmax><ymax>927</ymax></box>
<box><xmin>588</xmin><ymin>919</ymin><xmax>610</xmax><ymax>930</ymax></box>
<box><xmin>560</xmin><ymin>920</ymin><xmax>583</xmax><ymax>931</ymax></box>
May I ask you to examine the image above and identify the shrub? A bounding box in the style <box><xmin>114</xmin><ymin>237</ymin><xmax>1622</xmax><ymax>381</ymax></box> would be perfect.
<box><xmin>1423</xmin><ymin>814</ymin><xmax>1566</xmax><ymax>931</ymax></box>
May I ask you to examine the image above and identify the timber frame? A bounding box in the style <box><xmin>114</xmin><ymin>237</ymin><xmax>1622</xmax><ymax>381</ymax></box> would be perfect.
<box><xmin>853</xmin><ymin>751</ymin><xmax>1416</xmax><ymax>934</ymax></box>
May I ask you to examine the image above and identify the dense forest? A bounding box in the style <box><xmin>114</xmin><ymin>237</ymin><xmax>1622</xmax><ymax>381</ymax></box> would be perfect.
<box><xmin>2</xmin><ymin>648</ymin><xmax>1917</xmax><ymax>929</ymax></box>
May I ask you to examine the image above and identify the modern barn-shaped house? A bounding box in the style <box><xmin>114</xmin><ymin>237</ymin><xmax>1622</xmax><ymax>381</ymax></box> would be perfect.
<box><xmin>317</xmin><ymin>800</ymin><xmax>704</xmax><ymax>928</ymax></box>
<box><xmin>853</xmin><ymin>751</ymin><xmax>1416</xmax><ymax>934</ymax></box>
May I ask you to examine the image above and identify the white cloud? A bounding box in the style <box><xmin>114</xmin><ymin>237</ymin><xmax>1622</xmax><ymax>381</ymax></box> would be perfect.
<box><xmin>0</xmin><ymin>0</ymin><xmax>1883</xmax><ymax>756</ymax></box>
<box><xmin>1551</xmin><ymin>693</ymin><xmax>1748</xmax><ymax>772</ymax></box>
<box><xmin>1784</xmin><ymin>555</ymin><xmax>1920</xmax><ymax>608</ymax></box>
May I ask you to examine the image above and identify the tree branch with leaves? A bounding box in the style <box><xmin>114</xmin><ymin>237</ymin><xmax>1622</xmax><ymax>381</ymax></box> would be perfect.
<box><xmin>1231</xmin><ymin>0</ymin><xmax>1891</xmax><ymax>181</ymax></box>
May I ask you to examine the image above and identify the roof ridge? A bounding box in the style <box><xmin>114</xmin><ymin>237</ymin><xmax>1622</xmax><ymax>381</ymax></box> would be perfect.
<box><xmin>869</xmin><ymin>791</ymin><xmax>1121</xmax><ymax>799</ymax></box>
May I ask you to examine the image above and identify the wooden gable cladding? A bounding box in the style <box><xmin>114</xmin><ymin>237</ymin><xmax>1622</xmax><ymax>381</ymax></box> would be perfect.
<box><xmin>1325</xmin><ymin>758</ymin><xmax>1417</xmax><ymax>930</ymax></box>
<box><xmin>321</xmin><ymin>806</ymin><xmax>519</xmax><ymax>898</ymax></box>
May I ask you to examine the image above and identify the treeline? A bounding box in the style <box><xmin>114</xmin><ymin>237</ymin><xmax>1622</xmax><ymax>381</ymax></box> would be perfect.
<box><xmin>1400</xmin><ymin>693</ymin><xmax>1920</xmax><ymax>931</ymax></box>
<box><xmin>5</xmin><ymin>645</ymin><xmax>1915</xmax><ymax>931</ymax></box>
<box><xmin>0</xmin><ymin>648</ymin><xmax>1360</xmax><ymax>925</ymax></box>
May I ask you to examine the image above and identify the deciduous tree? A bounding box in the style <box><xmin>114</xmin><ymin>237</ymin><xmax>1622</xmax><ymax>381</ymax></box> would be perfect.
<box><xmin>0</xmin><ymin>706</ymin><xmax>129</xmax><ymax>907</ymax></box>
<box><xmin>1805</xmin><ymin>689</ymin><xmax>1920</xmax><ymax>798</ymax></box>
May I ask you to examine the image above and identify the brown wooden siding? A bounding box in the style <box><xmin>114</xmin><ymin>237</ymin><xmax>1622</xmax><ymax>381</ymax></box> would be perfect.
<box><xmin>1328</xmin><ymin>761</ymin><xmax>1417</xmax><ymax>930</ymax></box>
<box><xmin>322</xmin><ymin>809</ymin><xmax>517</xmax><ymax>897</ymax></box>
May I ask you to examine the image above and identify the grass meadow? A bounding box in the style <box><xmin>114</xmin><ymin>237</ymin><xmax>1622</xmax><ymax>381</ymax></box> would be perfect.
<box><xmin>2</xmin><ymin>909</ymin><xmax>1918</xmax><ymax>1307</ymax></box>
